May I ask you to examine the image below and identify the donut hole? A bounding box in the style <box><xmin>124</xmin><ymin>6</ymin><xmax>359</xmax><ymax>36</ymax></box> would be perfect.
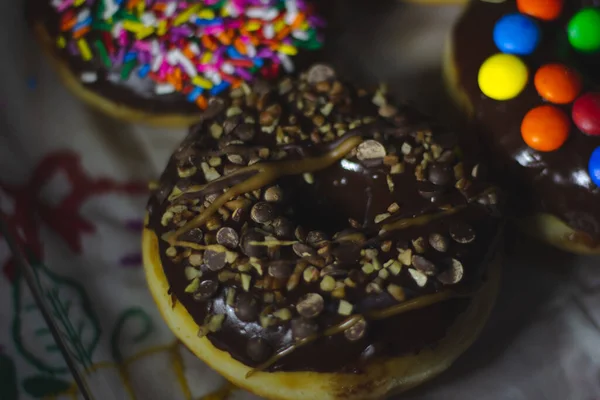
<box><xmin>277</xmin><ymin>161</ymin><xmax>395</xmax><ymax>236</ymax></box>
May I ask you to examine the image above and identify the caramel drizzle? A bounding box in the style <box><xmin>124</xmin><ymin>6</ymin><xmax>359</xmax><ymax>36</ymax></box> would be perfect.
<box><xmin>379</xmin><ymin>206</ymin><xmax>466</xmax><ymax>235</ymax></box>
<box><xmin>246</xmin><ymin>289</ymin><xmax>471</xmax><ymax>378</ymax></box>
<box><xmin>164</xmin><ymin>135</ymin><xmax>364</xmax><ymax>245</ymax></box>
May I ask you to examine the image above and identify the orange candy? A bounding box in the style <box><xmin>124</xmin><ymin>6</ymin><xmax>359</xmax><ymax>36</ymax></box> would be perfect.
<box><xmin>517</xmin><ymin>0</ymin><xmax>563</xmax><ymax>21</ymax></box>
<box><xmin>534</xmin><ymin>64</ymin><xmax>582</xmax><ymax>104</ymax></box>
<box><xmin>521</xmin><ymin>105</ymin><xmax>570</xmax><ymax>151</ymax></box>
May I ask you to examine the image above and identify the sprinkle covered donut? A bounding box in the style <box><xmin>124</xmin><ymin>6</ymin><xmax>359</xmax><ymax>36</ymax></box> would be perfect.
<box><xmin>143</xmin><ymin>65</ymin><xmax>504</xmax><ymax>399</ymax></box>
<box><xmin>445</xmin><ymin>0</ymin><xmax>600</xmax><ymax>254</ymax></box>
<box><xmin>27</xmin><ymin>0</ymin><xmax>326</xmax><ymax>126</ymax></box>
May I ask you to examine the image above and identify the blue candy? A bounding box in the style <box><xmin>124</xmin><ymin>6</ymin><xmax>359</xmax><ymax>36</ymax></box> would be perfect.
<box><xmin>137</xmin><ymin>64</ymin><xmax>151</xmax><ymax>78</ymax></box>
<box><xmin>187</xmin><ymin>87</ymin><xmax>204</xmax><ymax>102</ymax></box>
<box><xmin>589</xmin><ymin>147</ymin><xmax>600</xmax><ymax>187</ymax></box>
<box><xmin>210</xmin><ymin>81</ymin><xmax>230</xmax><ymax>96</ymax></box>
<box><xmin>493</xmin><ymin>13</ymin><xmax>541</xmax><ymax>55</ymax></box>
<box><xmin>227</xmin><ymin>47</ymin><xmax>244</xmax><ymax>60</ymax></box>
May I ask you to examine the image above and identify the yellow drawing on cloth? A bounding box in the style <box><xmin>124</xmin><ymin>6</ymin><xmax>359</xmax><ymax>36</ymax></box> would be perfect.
<box><xmin>47</xmin><ymin>340</ymin><xmax>239</xmax><ymax>400</ymax></box>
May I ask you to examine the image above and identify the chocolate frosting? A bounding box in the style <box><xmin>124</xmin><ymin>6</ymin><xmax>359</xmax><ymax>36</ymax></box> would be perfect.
<box><xmin>147</xmin><ymin>65</ymin><xmax>503</xmax><ymax>373</ymax></box>
<box><xmin>26</xmin><ymin>0</ymin><xmax>333</xmax><ymax>115</ymax></box>
<box><xmin>451</xmin><ymin>0</ymin><xmax>600</xmax><ymax>244</ymax></box>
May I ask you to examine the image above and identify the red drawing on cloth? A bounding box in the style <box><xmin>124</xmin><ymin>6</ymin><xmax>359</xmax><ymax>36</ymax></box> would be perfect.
<box><xmin>1</xmin><ymin>150</ymin><xmax>147</xmax><ymax>283</ymax></box>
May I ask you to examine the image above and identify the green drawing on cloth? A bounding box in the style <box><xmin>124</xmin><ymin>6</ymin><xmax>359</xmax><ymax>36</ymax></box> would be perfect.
<box><xmin>21</xmin><ymin>375</ymin><xmax>70</xmax><ymax>398</ymax></box>
<box><xmin>110</xmin><ymin>307</ymin><xmax>154</xmax><ymax>364</ymax></box>
<box><xmin>12</xmin><ymin>256</ymin><xmax>101</xmax><ymax>374</ymax></box>
<box><xmin>0</xmin><ymin>353</ymin><xmax>19</xmax><ymax>400</ymax></box>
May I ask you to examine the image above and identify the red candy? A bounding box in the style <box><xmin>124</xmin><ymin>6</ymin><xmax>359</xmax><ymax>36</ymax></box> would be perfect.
<box><xmin>572</xmin><ymin>93</ymin><xmax>600</xmax><ymax>136</ymax></box>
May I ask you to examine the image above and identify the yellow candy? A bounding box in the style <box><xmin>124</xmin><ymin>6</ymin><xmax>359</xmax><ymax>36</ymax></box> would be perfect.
<box><xmin>77</xmin><ymin>39</ymin><xmax>92</xmax><ymax>61</ymax></box>
<box><xmin>478</xmin><ymin>53</ymin><xmax>528</xmax><ymax>101</ymax></box>
<box><xmin>197</xmin><ymin>9</ymin><xmax>215</xmax><ymax>19</ymax></box>
<box><xmin>246</xmin><ymin>21</ymin><xmax>261</xmax><ymax>31</ymax></box>
<box><xmin>192</xmin><ymin>76</ymin><xmax>213</xmax><ymax>89</ymax></box>
<box><xmin>174</xmin><ymin>4</ymin><xmax>200</xmax><ymax>26</ymax></box>
<box><xmin>157</xmin><ymin>20</ymin><xmax>167</xmax><ymax>36</ymax></box>
<box><xmin>122</xmin><ymin>20</ymin><xmax>144</xmax><ymax>33</ymax></box>
<box><xmin>274</xmin><ymin>19</ymin><xmax>286</xmax><ymax>32</ymax></box>
<box><xmin>57</xmin><ymin>36</ymin><xmax>66</xmax><ymax>48</ymax></box>
<box><xmin>201</xmin><ymin>52</ymin><xmax>213</xmax><ymax>64</ymax></box>
<box><xmin>278</xmin><ymin>44</ymin><xmax>298</xmax><ymax>56</ymax></box>
<box><xmin>74</xmin><ymin>0</ymin><xmax>85</xmax><ymax>6</ymax></box>
<box><xmin>136</xmin><ymin>27</ymin><xmax>155</xmax><ymax>39</ymax></box>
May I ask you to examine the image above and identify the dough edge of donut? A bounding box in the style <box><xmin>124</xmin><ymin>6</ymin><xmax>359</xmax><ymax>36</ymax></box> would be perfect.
<box><xmin>142</xmin><ymin>222</ymin><xmax>502</xmax><ymax>400</ymax></box>
<box><xmin>31</xmin><ymin>21</ymin><xmax>205</xmax><ymax>127</ymax></box>
<box><xmin>442</xmin><ymin>33</ymin><xmax>600</xmax><ymax>256</ymax></box>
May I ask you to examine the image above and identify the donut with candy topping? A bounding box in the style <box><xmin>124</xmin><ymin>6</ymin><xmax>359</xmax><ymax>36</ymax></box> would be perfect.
<box><xmin>445</xmin><ymin>0</ymin><xmax>600</xmax><ymax>254</ymax></box>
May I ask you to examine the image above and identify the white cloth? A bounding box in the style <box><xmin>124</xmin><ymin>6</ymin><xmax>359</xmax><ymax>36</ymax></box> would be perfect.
<box><xmin>0</xmin><ymin>2</ymin><xmax>598</xmax><ymax>399</ymax></box>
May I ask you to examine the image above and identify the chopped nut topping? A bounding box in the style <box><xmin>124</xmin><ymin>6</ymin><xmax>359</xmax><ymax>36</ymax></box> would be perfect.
<box><xmin>389</xmin><ymin>261</ymin><xmax>402</xmax><ymax>276</ymax></box>
<box><xmin>184</xmin><ymin>266</ymin><xmax>202</xmax><ymax>281</ymax></box>
<box><xmin>378</xmin><ymin>269</ymin><xmax>389</xmax><ymax>280</ymax></box>
<box><xmin>303</xmin><ymin>266</ymin><xmax>320</xmax><ymax>283</ymax></box>
<box><xmin>361</xmin><ymin>263</ymin><xmax>375</xmax><ymax>275</ymax></box>
<box><xmin>412</xmin><ymin>237</ymin><xmax>427</xmax><ymax>254</ymax></box>
<box><xmin>273</xmin><ymin>308</ymin><xmax>292</xmax><ymax>321</ymax></box>
<box><xmin>390</xmin><ymin>163</ymin><xmax>404</xmax><ymax>174</ymax></box>
<box><xmin>320</xmin><ymin>275</ymin><xmax>336</xmax><ymax>292</ymax></box>
<box><xmin>398</xmin><ymin>248</ymin><xmax>413</xmax><ymax>266</ymax></box>
<box><xmin>241</xmin><ymin>273</ymin><xmax>252</xmax><ymax>292</ymax></box>
<box><xmin>165</xmin><ymin>247</ymin><xmax>177</xmax><ymax>258</ymax></box>
<box><xmin>408</xmin><ymin>268</ymin><xmax>428</xmax><ymax>287</ymax></box>
<box><xmin>332</xmin><ymin>284</ymin><xmax>346</xmax><ymax>299</ymax></box>
<box><xmin>381</xmin><ymin>240</ymin><xmax>392</xmax><ymax>252</ymax></box>
<box><xmin>387</xmin><ymin>284</ymin><xmax>406</xmax><ymax>302</ymax></box>
<box><xmin>366</xmin><ymin>281</ymin><xmax>382</xmax><ymax>294</ymax></box>
<box><xmin>303</xmin><ymin>172</ymin><xmax>314</xmax><ymax>184</ymax></box>
<box><xmin>387</xmin><ymin>203</ymin><xmax>400</xmax><ymax>213</ymax></box>
<box><xmin>161</xmin><ymin>211</ymin><xmax>174</xmax><ymax>227</ymax></box>
<box><xmin>185</xmin><ymin>277</ymin><xmax>200</xmax><ymax>293</ymax></box>
<box><xmin>338</xmin><ymin>300</ymin><xmax>354</xmax><ymax>316</ymax></box>
<box><xmin>374</xmin><ymin>213</ymin><xmax>391</xmax><ymax>224</ymax></box>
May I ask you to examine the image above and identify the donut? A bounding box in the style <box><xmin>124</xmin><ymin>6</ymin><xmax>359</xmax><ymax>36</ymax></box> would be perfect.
<box><xmin>445</xmin><ymin>0</ymin><xmax>600</xmax><ymax>254</ymax></box>
<box><xmin>143</xmin><ymin>64</ymin><xmax>504</xmax><ymax>399</ymax></box>
<box><xmin>26</xmin><ymin>0</ymin><xmax>327</xmax><ymax>126</ymax></box>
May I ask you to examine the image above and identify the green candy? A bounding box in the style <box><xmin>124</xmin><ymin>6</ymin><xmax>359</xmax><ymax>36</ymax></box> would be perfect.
<box><xmin>567</xmin><ymin>7</ymin><xmax>600</xmax><ymax>53</ymax></box>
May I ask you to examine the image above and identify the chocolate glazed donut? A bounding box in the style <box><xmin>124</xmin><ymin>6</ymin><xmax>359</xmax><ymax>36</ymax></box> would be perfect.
<box><xmin>143</xmin><ymin>65</ymin><xmax>504</xmax><ymax>399</ymax></box>
<box><xmin>445</xmin><ymin>0</ymin><xmax>600</xmax><ymax>254</ymax></box>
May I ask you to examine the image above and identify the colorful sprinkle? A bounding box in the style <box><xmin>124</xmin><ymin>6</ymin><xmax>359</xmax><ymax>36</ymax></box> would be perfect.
<box><xmin>77</xmin><ymin>38</ymin><xmax>92</xmax><ymax>61</ymax></box>
<box><xmin>572</xmin><ymin>93</ymin><xmax>600</xmax><ymax>136</ymax></box>
<box><xmin>493</xmin><ymin>13</ymin><xmax>540</xmax><ymax>55</ymax></box>
<box><xmin>478</xmin><ymin>53</ymin><xmax>528</xmax><ymax>101</ymax></box>
<box><xmin>521</xmin><ymin>105</ymin><xmax>570</xmax><ymax>152</ymax></box>
<box><xmin>52</xmin><ymin>0</ymin><xmax>324</xmax><ymax>108</ymax></box>
<box><xmin>589</xmin><ymin>147</ymin><xmax>600</xmax><ymax>187</ymax></box>
<box><xmin>567</xmin><ymin>8</ymin><xmax>600</xmax><ymax>53</ymax></box>
<box><xmin>534</xmin><ymin>64</ymin><xmax>581</xmax><ymax>104</ymax></box>
<box><xmin>517</xmin><ymin>0</ymin><xmax>563</xmax><ymax>21</ymax></box>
